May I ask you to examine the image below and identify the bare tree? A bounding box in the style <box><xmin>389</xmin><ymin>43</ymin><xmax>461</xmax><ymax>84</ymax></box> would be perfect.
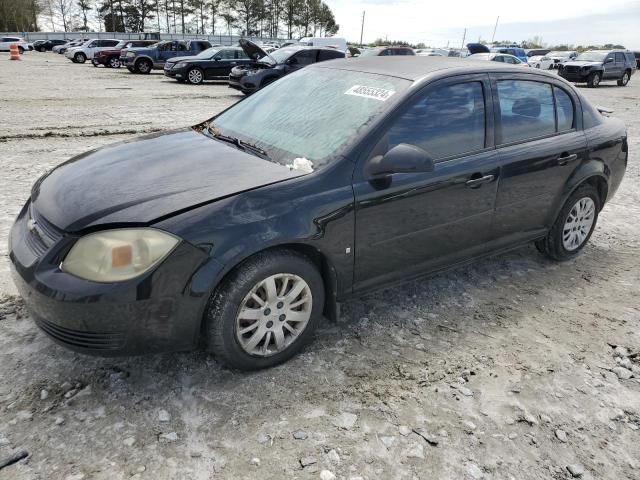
<box><xmin>76</xmin><ymin>0</ymin><xmax>92</xmax><ymax>30</ymax></box>
<box><xmin>52</xmin><ymin>0</ymin><xmax>75</xmax><ymax>30</ymax></box>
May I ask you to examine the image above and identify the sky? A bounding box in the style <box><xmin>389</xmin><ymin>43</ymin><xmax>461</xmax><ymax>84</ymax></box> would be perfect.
<box><xmin>326</xmin><ymin>0</ymin><xmax>640</xmax><ymax>49</ymax></box>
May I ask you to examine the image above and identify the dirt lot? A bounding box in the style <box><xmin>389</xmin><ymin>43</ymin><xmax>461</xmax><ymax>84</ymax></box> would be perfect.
<box><xmin>0</xmin><ymin>53</ymin><xmax>639</xmax><ymax>480</ymax></box>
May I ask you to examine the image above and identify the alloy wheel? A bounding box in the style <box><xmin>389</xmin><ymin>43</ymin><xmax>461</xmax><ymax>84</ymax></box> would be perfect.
<box><xmin>109</xmin><ymin>58</ymin><xmax>120</xmax><ymax>68</ymax></box>
<box><xmin>188</xmin><ymin>69</ymin><xmax>203</xmax><ymax>84</ymax></box>
<box><xmin>562</xmin><ymin>197</ymin><xmax>595</xmax><ymax>251</ymax></box>
<box><xmin>621</xmin><ymin>73</ymin><xmax>629</xmax><ymax>85</ymax></box>
<box><xmin>235</xmin><ymin>273</ymin><xmax>312</xmax><ymax>357</ymax></box>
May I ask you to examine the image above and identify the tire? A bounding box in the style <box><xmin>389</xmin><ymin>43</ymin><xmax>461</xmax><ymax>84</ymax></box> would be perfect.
<box><xmin>127</xmin><ymin>66</ymin><xmax>135</xmax><ymax>73</ymax></box>
<box><xmin>18</xmin><ymin>46</ymin><xmax>24</xmax><ymax>54</ymax></box>
<box><xmin>617</xmin><ymin>70</ymin><xmax>630</xmax><ymax>86</ymax></box>
<box><xmin>135</xmin><ymin>58</ymin><xmax>152</xmax><ymax>74</ymax></box>
<box><xmin>38</xmin><ymin>46</ymin><xmax>46</xmax><ymax>52</ymax></box>
<box><xmin>587</xmin><ymin>71</ymin><xmax>601</xmax><ymax>88</ymax></box>
<box><xmin>74</xmin><ymin>52</ymin><xmax>86</xmax><ymax>63</ymax></box>
<box><xmin>187</xmin><ymin>67</ymin><xmax>204</xmax><ymax>84</ymax></box>
<box><xmin>535</xmin><ymin>184</ymin><xmax>600</xmax><ymax>261</ymax></box>
<box><xmin>108</xmin><ymin>57</ymin><xmax>121</xmax><ymax>68</ymax></box>
<box><xmin>205</xmin><ymin>249</ymin><xmax>325</xmax><ymax>370</ymax></box>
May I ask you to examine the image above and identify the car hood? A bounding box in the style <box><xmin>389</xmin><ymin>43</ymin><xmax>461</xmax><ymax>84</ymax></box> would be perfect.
<box><xmin>239</xmin><ymin>38</ymin><xmax>274</xmax><ymax>63</ymax></box>
<box><xmin>31</xmin><ymin>128</ymin><xmax>303</xmax><ymax>232</ymax></box>
<box><xmin>166</xmin><ymin>55</ymin><xmax>199</xmax><ymax>63</ymax></box>
<box><xmin>562</xmin><ymin>60</ymin><xmax>601</xmax><ymax>67</ymax></box>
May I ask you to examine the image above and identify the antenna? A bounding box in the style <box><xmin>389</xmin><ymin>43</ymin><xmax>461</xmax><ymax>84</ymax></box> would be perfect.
<box><xmin>360</xmin><ymin>11</ymin><xmax>365</xmax><ymax>48</ymax></box>
<box><xmin>491</xmin><ymin>16</ymin><xmax>500</xmax><ymax>44</ymax></box>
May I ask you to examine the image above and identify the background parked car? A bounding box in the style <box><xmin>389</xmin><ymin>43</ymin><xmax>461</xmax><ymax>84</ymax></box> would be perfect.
<box><xmin>65</xmin><ymin>38</ymin><xmax>120</xmax><ymax>63</ymax></box>
<box><xmin>358</xmin><ymin>46</ymin><xmax>415</xmax><ymax>56</ymax></box>
<box><xmin>559</xmin><ymin>49</ymin><xmax>636</xmax><ymax>87</ymax></box>
<box><xmin>164</xmin><ymin>46</ymin><xmax>252</xmax><ymax>84</ymax></box>
<box><xmin>634</xmin><ymin>51</ymin><xmax>640</xmax><ymax>69</ymax></box>
<box><xmin>297</xmin><ymin>36</ymin><xmax>347</xmax><ymax>51</ymax></box>
<box><xmin>0</xmin><ymin>36</ymin><xmax>30</xmax><ymax>54</ymax></box>
<box><xmin>468</xmin><ymin>52</ymin><xmax>528</xmax><ymax>65</ymax></box>
<box><xmin>526</xmin><ymin>48</ymin><xmax>551</xmax><ymax>57</ymax></box>
<box><xmin>528</xmin><ymin>55</ymin><xmax>554</xmax><ymax>70</ymax></box>
<box><xmin>122</xmin><ymin>40</ymin><xmax>212</xmax><ymax>74</ymax></box>
<box><xmin>55</xmin><ymin>39</ymin><xmax>87</xmax><ymax>54</ymax></box>
<box><xmin>491</xmin><ymin>46</ymin><xmax>529</xmax><ymax>63</ymax></box>
<box><xmin>415</xmin><ymin>48</ymin><xmax>448</xmax><ymax>56</ymax></box>
<box><xmin>546</xmin><ymin>50</ymin><xmax>577</xmax><ymax>68</ymax></box>
<box><xmin>228</xmin><ymin>39</ymin><xmax>345</xmax><ymax>94</ymax></box>
<box><xmin>34</xmin><ymin>39</ymin><xmax>69</xmax><ymax>52</ymax></box>
<box><xmin>92</xmin><ymin>40</ymin><xmax>158</xmax><ymax>68</ymax></box>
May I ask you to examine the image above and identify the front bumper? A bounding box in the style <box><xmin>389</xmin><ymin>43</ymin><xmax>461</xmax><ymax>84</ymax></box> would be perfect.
<box><xmin>92</xmin><ymin>56</ymin><xmax>110</xmax><ymax>66</ymax></box>
<box><xmin>163</xmin><ymin>66</ymin><xmax>185</xmax><ymax>79</ymax></box>
<box><xmin>9</xmin><ymin>201</ymin><xmax>213</xmax><ymax>356</ymax></box>
<box><xmin>228</xmin><ymin>74</ymin><xmax>256</xmax><ymax>93</ymax></box>
<box><xmin>558</xmin><ymin>69</ymin><xmax>590</xmax><ymax>82</ymax></box>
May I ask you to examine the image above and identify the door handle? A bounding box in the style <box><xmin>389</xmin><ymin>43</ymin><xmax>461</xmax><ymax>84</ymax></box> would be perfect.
<box><xmin>465</xmin><ymin>174</ymin><xmax>495</xmax><ymax>188</ymax></box>
<box><xmin>557</xmin><ymin>153</ymin><xmax>578</xmax><ymax>165</ymax></box>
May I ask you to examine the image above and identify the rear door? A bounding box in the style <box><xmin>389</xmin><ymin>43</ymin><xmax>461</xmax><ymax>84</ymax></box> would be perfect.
<box><xmin>353</xmin><ymin>74</ymin><xmax>499</xmax><ymax>292</ymax></box>
<box><xmin>491</xmin><ymin>74</ymin><xmax>588</xmax><ymax>243</ymax></box>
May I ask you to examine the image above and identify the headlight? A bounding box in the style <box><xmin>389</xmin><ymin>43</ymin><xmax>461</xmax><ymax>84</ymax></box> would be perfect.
<box><xmin>127</xmin><ymin>52</ymin><xmax>136</xmax><ymax>58</ymax></box>
<box><xmin>61</xmin><ymin>228</ymin><xmax>179</xmax><ymax>282</ymax></box>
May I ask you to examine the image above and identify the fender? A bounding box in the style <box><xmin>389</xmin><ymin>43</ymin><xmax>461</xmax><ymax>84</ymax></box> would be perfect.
<box><xmin>548</xmin><ymin>159</ymin><xmax>608</xmax><ymax>225</ymax></box>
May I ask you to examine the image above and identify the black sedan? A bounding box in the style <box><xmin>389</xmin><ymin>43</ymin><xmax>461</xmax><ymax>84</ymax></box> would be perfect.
<box><xmin>34</xmin><ymin>39</ymin><xmax>68</xmax><ymax>52</ymax></box>
<box><xmin>10</xmin><ymin>57</ymin><xmax>627</xmax><ymax>370</ymax></box>
<box><xmin>228</xmin><ymin>39</ymin><xmax>345</xmax><ymax>94</ymax></box>
<box><xmin>164</xmin><ymin>46</ymin><xmax>252</xmax><ymax>84</ymax></box>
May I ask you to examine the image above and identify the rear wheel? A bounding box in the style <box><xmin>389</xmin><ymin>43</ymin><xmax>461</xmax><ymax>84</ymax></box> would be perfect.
<box><xmin>587</xmin><ymin>71</ymin><xmax>601</xmax><ymax>88</ymax></box>
<box><xmin>187</xmin><ymin>67</ymin><xmax>204</xmax><ymax>84</ymax></box>
<box><xmin>205</xmin><ymin>249</ymin><xmax>325</xmax><ymax>370</ymax></box>
<box><xmin>74</xmin><ymin>52</ymin><xmax>86</xmax><ymax>63</ymax></box>
<box><xmin>136</xmin><ymin>58</ymin><xmax>152</xmax><ymax>74</ymax></box>
<box><xmin>536</xmin><ymin>184</ymin><xmax>600</xmax><ymax>261</ymax></box>
<box><xmin>617</xmin><ymin>70</ymin><xmax>630</xmax><ymax>86</ymax></box>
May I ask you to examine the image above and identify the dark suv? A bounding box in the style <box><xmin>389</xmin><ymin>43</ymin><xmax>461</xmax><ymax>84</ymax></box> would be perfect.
<box><xmin>359</xmin><ymin>46</ymin><xmax>415</xmax><ymax>56</ymax></box>
<box><xmin>228</xmin><ymin>39</ymin><xmax>345</xmax><ymax>94</ymax></box>
<box><xmin>122</xmin><ymin>40</ymin><xmax>212</xmax><ymax>74</ymax></box>
<box><xmin>559</xmin><ymin>50</ymin><xmax>636</xmax><ymax>87</ymax></box>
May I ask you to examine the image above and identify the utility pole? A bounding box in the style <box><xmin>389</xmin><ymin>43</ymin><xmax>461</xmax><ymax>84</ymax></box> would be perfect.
<box><xmin>491</xmin><ymin>16</ymin><xmax>499</xmax><ymax>44</ymax></box>
<box><xmin>461</xmin><ymin>28</ymin><xmax>466</xmax><ymax>49</ymax></box>
<box><xmin>359</xmin><ymin>11</ymin><xmax>365</xmax><ymax>48</ymax></box>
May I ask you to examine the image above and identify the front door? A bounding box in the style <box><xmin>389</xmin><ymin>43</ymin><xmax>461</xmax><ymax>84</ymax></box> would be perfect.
<box><xmin>490</xmin><ymin>74</ymin><xmax>588</xmax><ymax>243</ymax></box>
<box><xmin>353</xmin><ymin>75</ymin><xmax>499</xmax><ymax>292</ymax></box>
<box><xmin>206</xmin><ymin>49</ymin><xmax>236</xmax><ymax>79</ymax></box>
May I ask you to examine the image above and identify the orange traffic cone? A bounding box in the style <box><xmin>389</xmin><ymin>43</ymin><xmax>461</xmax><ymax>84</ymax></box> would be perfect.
<box><xmin>9</xmin><ymin>43</ymin><xmax>21</xmax><ymax>60</ymax></box>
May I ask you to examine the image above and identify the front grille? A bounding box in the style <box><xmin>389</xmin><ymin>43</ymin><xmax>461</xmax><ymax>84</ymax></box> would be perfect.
<box><xmin>24</xmin><ymin>204</ymin><xmax>62</xmax><ymax>257</ymax></box>
<box><xmin>36</xmin><ymin>317</ymin><xmax>126</xmax><ymax>351</ymax></box>
<box><xmin>564</xmin><ymin>66</ymin><xmax>580</xmax><ymax>74</ymax></box>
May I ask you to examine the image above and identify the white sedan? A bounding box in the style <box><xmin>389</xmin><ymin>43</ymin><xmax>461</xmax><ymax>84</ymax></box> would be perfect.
<box><xmin>468</xmin><ymin>53</ymin><xmax>530</xmax><ymax>66</ymax></box>
<box><xmin>528</xmin><ymin>55</ymin><xmax>554</xmax><ymax>70</ymax></box>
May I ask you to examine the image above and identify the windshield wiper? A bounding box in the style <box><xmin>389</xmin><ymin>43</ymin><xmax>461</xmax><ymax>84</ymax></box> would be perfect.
<box><xmin>204</xmin><ymin>123</ymin><xmax>270</xmax><ymax>159</ymax></box>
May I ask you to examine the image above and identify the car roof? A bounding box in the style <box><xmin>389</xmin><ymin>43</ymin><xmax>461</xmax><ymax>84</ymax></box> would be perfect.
<box><xmin>312</xmin><ymin>56</ymin><xmax>557</xmax><ymax>82</ymax></box>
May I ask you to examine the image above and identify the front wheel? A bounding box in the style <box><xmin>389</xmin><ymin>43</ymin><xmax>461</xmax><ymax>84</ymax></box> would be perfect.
<box><xmin>136</xmin><ymin>58</ymin><xmax>152</xmax><ymax>74</ymax></box>
<box><xmin>18</xmin><ymin>46</ymin><xmax>24</xmax><ymax>54</ymax></box>
<box><xmin>536</xmin><ymin>184</ymin><xmax>600</xmax><ymax>261</ymax></box>
<box><xmin>617</xmin><ymin>71</ymin><xmax>630</xmax><ymax>86</ymax></box>
<box><xmin>206</xmin><ymin>250</ymin><xmax>325</xmax><ymax>370</ymax></box>
<box><xmin>109</xmin><ymin>57</ymin><xmax>121</xmax><ymax>68</ymax></box>
<box><xmin>587</xmin><ymin>71</ymin><xmax>601</xmax><ymax>88</ymax></box>
<box><xmin>187</xmin><ymin>67</ymin><xmax>204</xmax><ymax>84</ymax></box>
<box><xmin>74</xmin><ymin>52</ymin><xmax>86</xmax><ymax>63</ymax></box>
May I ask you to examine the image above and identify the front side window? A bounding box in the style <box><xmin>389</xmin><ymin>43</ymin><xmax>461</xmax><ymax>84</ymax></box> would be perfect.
<box><xmin>290</xmin><ymin>50</ymin><xmax>316</xmax><ymax>66</ymax></box>
<box><xmin>236</xmin><ymin>49</ymin><xmax>249</xmax><ymax>59</ymax></box>
<box><xmin>386</xmin><ymin>81</ymin><xmax>486</xmax><ymax>160</ymax></box>
<box><xmin>215</xmin><ymin>49</ymin><xmax>236</xmax><ymax>60</ymax></box>
<box><xmin>497</xmin><ymin>80</ymin><xmax>555</xmax><ymax>144</ymax></box>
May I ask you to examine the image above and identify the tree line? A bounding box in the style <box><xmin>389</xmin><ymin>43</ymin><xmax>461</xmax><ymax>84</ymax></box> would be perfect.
<box><xmin>0</xmin><ymin>0</ymin><xmax>338</xmax><ymax>39</ymax></box>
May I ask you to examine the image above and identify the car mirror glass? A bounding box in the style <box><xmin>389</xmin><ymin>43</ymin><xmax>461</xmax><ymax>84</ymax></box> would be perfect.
<box><xmin>365</xmin><ymin>144</ymin><xmax>435</xmax><ymax>179</ymax></box>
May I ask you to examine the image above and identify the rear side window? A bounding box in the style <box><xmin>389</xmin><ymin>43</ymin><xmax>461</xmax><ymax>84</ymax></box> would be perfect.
<box><xmin>554</xmin><ymin>87</ymin><xmax>574</xmax><ymax>131</ymax></box>
<box><xmin>216</xmin><ymin>49</ymin><xmax>235</xmax><ymax>59</ymax></box>
<box><xmin>497</xmin><ymin>80</ymin><xmax>555</xmax><ymax>144</ymax></box>
<box><xmin>615</xmin><ymin>52</ymin><xmax>625</xmax><ymax>63</ymax></box>
<box><xmin>318</xmin><ymin>49</ymin><xmax>344</xmax><ymax>61</ymax></box>
<box><xmin>387</xmin><ymin>81</ymin><xmax>486</xmax><ymax>160</ymax></box>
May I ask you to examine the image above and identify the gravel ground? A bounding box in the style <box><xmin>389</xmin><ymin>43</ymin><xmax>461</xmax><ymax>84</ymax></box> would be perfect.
<box><xmin>0</xmin><ymin>53</ymin><xmax>639</xmax><ymax>480</ymax></box>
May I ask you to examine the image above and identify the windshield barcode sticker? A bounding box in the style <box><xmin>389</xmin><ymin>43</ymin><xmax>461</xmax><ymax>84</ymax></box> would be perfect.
<box><xmin>345</xmin><ymin>85</ymin><xmax>395</xmax><ymax>101</ymax></box>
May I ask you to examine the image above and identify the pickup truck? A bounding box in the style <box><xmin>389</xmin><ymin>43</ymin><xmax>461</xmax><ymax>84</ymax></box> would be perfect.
<box><xmin>121</xmin><ymin>40</ymin><xmax>212</xmax><ymax>74</ymax></box>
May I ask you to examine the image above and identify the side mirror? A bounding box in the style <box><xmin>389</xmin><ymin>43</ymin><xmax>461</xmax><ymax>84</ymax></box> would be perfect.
<box><xmin>365</xmin><ymin>144</ymin><xmax>435</xmax><ymax>179</ymax></box>
<box><xmin>213</xmin><ymin>56</ymin><xmax>221</xmax><ymax>61</ymax></box>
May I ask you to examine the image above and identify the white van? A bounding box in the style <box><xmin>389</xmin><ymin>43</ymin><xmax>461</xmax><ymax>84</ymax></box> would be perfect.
<box><xmin>298</xmin><ymin>37</ymin><xmax>347</xmax><ymax>52</ymax></box>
